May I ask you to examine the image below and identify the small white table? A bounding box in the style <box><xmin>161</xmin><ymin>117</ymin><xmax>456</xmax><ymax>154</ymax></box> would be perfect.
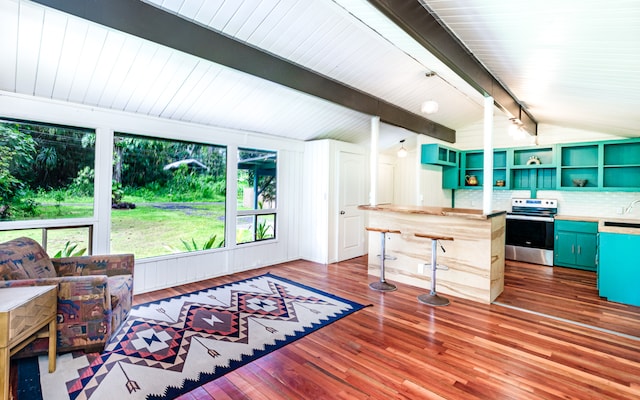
<box><xmin>0</xmin><ymin>286</ymin><xmax>57</xmax><ymax>399</ymax></box>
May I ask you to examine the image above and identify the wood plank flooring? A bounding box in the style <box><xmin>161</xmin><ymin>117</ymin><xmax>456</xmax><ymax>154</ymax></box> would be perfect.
<box><xmin>496</xmin><ymin>260</ymin><xmax>640</xmax><ymax>338</ymax></box>
<box><xmin>133</xmin><ymin>257</ymin><xmax>640</xmax><ymax>400</ymax></box>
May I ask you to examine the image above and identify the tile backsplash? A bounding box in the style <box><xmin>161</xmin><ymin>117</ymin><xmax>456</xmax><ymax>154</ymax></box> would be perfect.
<box><xmin>455</xmin><ymin>190</ymin><xmax>640</xmax><ymax>219</ymax></box>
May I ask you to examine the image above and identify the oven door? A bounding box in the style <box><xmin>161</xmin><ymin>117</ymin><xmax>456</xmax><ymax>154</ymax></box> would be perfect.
<box><xmin>506</xmin><ymin>216</ymin><xmax>554</xmax><ymax>250</ymax></box>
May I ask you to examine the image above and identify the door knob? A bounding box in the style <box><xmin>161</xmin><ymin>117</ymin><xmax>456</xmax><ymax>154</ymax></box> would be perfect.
<box><xmin>340</xmin><ymin>210</ymin><xmax>345</xmax><ymax>215</ymax></box>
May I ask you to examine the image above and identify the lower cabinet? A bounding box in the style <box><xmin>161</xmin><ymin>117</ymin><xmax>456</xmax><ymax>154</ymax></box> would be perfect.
<box><xmin>599</xmin><ymin>232</ymin><xmax>640</xmax><ymax>306</ymax></box>
<box><xmin>554</xmin><ymin>220</ymin><xmax>598</xmax><ymax>271</ymax></box>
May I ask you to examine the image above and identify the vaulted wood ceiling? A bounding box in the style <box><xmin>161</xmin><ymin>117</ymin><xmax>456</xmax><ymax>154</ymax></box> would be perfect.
<box><xmin>1</xmin><ymin>0</ymin><xmax>638</xmax><ymax>151</ymax></box>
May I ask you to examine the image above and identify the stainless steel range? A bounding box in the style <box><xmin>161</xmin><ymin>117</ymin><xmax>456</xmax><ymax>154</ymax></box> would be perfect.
<box><xmin>505</xmin><ymin>198</ymin><xmax>558</xmax><ymax>266</ymax></box>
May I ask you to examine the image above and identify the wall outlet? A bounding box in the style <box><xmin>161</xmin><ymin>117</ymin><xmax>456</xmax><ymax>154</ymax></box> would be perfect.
<box><xmin>418</xmin><ymin>263</ymin><xmax>424</xmax><ymax>274</ymax></box>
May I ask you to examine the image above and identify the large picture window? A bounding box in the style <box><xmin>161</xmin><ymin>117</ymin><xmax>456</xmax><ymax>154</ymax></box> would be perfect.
<box><xmin>0</xmin><ymin>118</ymin><xmax>95</xmax><ymax>222</ymax></box>
<box><xmin>110</xmin><ymin>133</ymin><xmax>226</xmax><ymax>259</ymax></box>
<box><xmin>236</xmin><ymin>148</ymin><xmax>277</xmax><ymax>244</ymax></box>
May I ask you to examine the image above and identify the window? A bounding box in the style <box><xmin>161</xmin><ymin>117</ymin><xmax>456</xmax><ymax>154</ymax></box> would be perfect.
<box><xmin>0</xmin><ymin>118</ymin><xmax>95</xmax><ymax>222</ymax></box>
<box><xmin>110</xmin><ymin>133</ymin><xmax>226</xmax><ymax>258</ymax></box>
<box><xmin>236</xmin><ymin>148</ymin><xmax>277</xmax><ymax>244</ymax></box>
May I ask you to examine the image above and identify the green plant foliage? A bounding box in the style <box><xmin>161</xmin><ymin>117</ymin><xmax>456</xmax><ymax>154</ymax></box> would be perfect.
<box><xmin>0</xmin><ymin>125</ymin><xmax>37</xmax><ymax>219</ymax></box>
<box><xmin>69</xmin><ymin>166</ymin><xmax>95</xmax><ymax>196</ymax></box>
<box><xmin>112</xmin><ymin>180</ymin><xmax>124</xmax><ymax>205</ymax></box>
<box><xmin>256</xmin><ymin>219</ymin><xmax>273</xmax><ymax>240</ymax></box>
<box><xmin>180</xmin><ymin>234</ymin><xmax>224</xmax><ymax>252</ymax></box>
<box><xmin>53</xmin><ymin>241</ymin><xmax>87</xmax><ymax>258</ymax></box>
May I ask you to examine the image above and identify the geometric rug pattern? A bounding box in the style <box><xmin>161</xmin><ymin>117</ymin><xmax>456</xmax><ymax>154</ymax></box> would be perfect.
<box><xmin>18</xmin><ymin>273</ymin><xmax>367</xmax><ymax>400</ymax></box>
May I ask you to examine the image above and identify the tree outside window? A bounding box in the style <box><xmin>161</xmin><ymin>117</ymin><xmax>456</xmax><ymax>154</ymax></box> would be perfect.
<box><xmin>110</xmin><ymin>133</ymin><xmax>227</xmax><ymax>258</ymax></box>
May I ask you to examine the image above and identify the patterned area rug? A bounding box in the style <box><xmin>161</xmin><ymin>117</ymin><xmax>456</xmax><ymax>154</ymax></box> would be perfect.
<box><xmin>16</xmin><ymin>273</ymin><xmax>367</xmax><ymax>400</ymax></box>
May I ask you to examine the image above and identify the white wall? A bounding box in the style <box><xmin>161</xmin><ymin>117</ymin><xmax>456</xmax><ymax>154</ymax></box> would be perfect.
<box><xmin>301</xmin><ymin>139</ymin><xmax>369</xmax><ymax>264</ymax></box>
<box><xmin>0</xmin><ymin>91</ymin><xmax>305</xmax><ymax>294</ymax></box>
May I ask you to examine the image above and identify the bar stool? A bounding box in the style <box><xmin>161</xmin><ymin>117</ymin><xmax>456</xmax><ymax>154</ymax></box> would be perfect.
<box><xmin>366</xmin><ymin>227</ymin><xmax>401</xmax><ymax>291</ymax></box>
<box><xmin>414</xmin><ymin>232</ymin><xmax>454</xmax><ymax>306</ymax></box>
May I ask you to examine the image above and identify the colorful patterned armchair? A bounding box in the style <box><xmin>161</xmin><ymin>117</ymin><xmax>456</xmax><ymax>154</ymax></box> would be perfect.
<box><xmin>0</xmin><ymin>237</ymin><xmax>134</xmax><ymax>356</ymax></box>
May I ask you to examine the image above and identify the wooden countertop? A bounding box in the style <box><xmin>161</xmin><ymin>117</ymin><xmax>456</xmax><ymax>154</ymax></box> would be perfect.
<box><xmin>556</xmin><ymin>214</ymin><xmax>640</xmax><ymax>235</ymax></box>
<box><xmin>358</xmin><ymin>204</ymin><xmax>507</xmax><ymax>220</ymax></box>
<box><xmin>554</xmin><ymin>215</ymin><xmax>601</xmax><ymax>223</ymax></box>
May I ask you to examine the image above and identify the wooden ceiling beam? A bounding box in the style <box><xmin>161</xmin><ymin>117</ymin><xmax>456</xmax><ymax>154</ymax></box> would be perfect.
<box><xmin>367</xmin><ymin>0</ymin><xmax>538</xmax><ymax>136</ymax></box>
<box><xmin>32</xmin><ymin>0</ymin><xmax>456</xmax><ymax>142</ymax></box>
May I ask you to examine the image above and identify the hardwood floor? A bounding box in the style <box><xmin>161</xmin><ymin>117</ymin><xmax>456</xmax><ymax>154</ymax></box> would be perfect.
<box><xmin>133</xmin><ymin>257</ymin><xmax>640</xmax><ymax>400</ymax></box>
<box><xmin>497</xmin><ymin>260</ymin><xmax>640</xmax><ymax>338</ymax></box>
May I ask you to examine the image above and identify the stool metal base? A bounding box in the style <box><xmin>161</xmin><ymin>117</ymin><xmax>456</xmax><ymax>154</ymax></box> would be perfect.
<box><xmin>369</xmin><ymin>281</ymin><xmax>397</xmax><ymax>292</ymax></box>
<box><xmin>417</xmin><ymin>293</ymin><xmax>450</xmax><ymax>306</ymax></box>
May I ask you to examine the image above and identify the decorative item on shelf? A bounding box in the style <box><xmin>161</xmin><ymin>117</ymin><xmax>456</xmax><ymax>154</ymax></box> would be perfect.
<box><xmin>495</xmin><ymin>180</ymin><xmax>505</xmax><ymax>187</ymax></box>
<box><xmin>572</xmin><ymin>178</ymin><xmax>588</xmax><ymax>187</ymax></box>
<box><xmin>465</xmin><ymin>175</ymin><xmax>478</xmax><ymax>186</ymax></box>
<box><xmin>526</xmin><ymin>156</ymin><xmax>541</xmax><ymax>165</ymax></box>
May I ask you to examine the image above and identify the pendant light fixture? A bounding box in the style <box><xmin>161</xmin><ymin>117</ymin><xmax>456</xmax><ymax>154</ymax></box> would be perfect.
<box><xmin>421</xmin><ymin>100</ymin><xmax>439</xmax><ymax>115</ymax></box>
<box><xmin>397</xmin><ymin>139</ymin><xmax>407</xmax><ymax>158</ymax></box>
<box><xmin>420</xmin><ymin>71</ymin><xmax>439</xmax><ymax>115</ymax></box>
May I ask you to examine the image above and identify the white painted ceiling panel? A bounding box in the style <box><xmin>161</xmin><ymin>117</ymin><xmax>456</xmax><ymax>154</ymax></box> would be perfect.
<box><xmin>51</xmin><ymin>17</ymin><xmax>88</xmax><ymax>100</ymax></box>
<box><xmin>425</xmin><ymin>0</ymin><xmax>640</xmax><ymax>136</ymax></box>
<box><xmin>82</xmin><ymin>32</ymin><xmax>126</xmax><ymax>106</ymax></box>
<box><xmin>5</xmin><ymin>0</ymin><xmax>637</xmax><ymax>151</ymax></box>
<box><xmin>34</xmin><ymin>10</ymin><xmax>66</xmax><ymax>97</ymax></box>
<box><xmin>67</xmin><ymin>25</ymin><xmax>108</xmax><ymax>104</ymax></box>
<box><xmin>0</xmin><ymin>0</ymin><xmax>19</xmax><ymax>91</ymax></box>
<box><xmin>146</xmin><ymin>0</ymin><xmax>484</xmax><ymax>131</ymax></box>
<box><xmin>15</xmin><ymin>1</ymin><xmax>43</xmax><ymax>95</ymax></box>
<box><xmin>191</xmin><ymin>0</ymin><xmax>224</xmax><ymax>27</ymax></box>
<box><xmin>97</xmin><ymin>36</ymin><xmax>143</xmax><ymax>108</ymax></box>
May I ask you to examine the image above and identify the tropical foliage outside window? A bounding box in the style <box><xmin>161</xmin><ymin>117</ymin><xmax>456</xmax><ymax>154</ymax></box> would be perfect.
<box><xmin>0</xmin><ymin>119</ymin><xmax>95</xmax><ymax>222</ymax></box>
<box><xmin>236</xmin><ymin>148</ymin><xmax>277</xmax><ymax>244</ymax></box>
<box><xmin>110</xmin><ymin>133</ymin><xmax>227</xmax><ymax>259</ymax></box>
<box><xmin>0</xmin><ymin>118</ymin><xmax>279</xmax><ymax>258</ymax></box>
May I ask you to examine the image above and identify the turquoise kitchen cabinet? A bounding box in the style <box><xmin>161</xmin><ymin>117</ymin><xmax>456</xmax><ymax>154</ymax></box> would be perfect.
<box><xmin>421</xmin><ymin>144</ymin><xmax>459</xmax><ymax>189</ymax></box>
<box><xmin>554</xmin><ymin>220</ymin><xmax>598</xmax><ymax>271</ymax></box>
<box><xmin>599</xmin><ymin>232</ymin><xmax>640</xmax><ymax>306</ymax></box>
<box><xmin>421</xmin><ymin>144</ymin><xmax>458</xmax><ymax>167</ymax></box>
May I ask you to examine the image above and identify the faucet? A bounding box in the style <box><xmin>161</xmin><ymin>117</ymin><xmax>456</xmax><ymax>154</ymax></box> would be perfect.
<box><xmin>624</xmin><ymin>199</ymin><xmax>640</xmax><ymax>214</ymax></box>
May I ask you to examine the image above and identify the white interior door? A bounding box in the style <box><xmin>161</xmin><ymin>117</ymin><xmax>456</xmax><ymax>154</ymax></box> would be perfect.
<box><xmin>337</xmin><ymin>151</ymin><xmax>366</xmax><ymax>261</ymax></box>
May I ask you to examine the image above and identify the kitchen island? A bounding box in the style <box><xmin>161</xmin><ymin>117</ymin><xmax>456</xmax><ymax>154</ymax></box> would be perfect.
<box><xmin>358</xmin><ymin>204</ymin><xmax>507</xmax><ymax>304</ymax></box>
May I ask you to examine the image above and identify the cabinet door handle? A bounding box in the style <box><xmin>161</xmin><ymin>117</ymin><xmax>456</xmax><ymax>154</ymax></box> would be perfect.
<box><xmin>572</xmin><ymin>244</ymin><xmax>575</xmax><ymax>254</ymax></box>
<box><xmin>577</xmin><ymin>245</ymin><xmax>581</xmax><ymax>254</ymax></box>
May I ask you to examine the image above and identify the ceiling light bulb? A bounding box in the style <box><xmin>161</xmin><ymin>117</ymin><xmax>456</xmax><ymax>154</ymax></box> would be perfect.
<box><xmin>508</xmin><ymin>123</ymin><xmax>520</xmax><ymax>137</ymax></box>
<box><xmin>421</xmin><ymin>100</ymin><xmax>439</xmax><ymax>115</ymax></box>
<box><xmin>397</xmin><ymin>139</ymin><xmax>407</xmax><ymax>158</ymax></box>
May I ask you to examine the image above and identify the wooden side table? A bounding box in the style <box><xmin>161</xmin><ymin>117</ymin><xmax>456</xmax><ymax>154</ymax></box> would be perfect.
<box><xmin>0</xmin><ymin>285</ymin><xmax>57</xmax><ymax>400</ymax></box>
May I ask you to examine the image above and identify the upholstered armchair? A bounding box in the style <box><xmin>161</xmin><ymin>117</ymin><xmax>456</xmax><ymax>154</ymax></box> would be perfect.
<box><xmin>0</xmin><ymin>237</ymin><xmax>134</xmax><ymax>356</ymax></box>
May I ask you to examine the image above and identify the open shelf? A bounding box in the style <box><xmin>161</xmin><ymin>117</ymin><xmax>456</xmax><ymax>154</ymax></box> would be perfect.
<box><xmin>460</xmin><ymin>150</ymin><xmax>508</xmax><ymax>189</ymax></box>
<box><xmin>512</xmin><ymin>147</ymin><xmax>555</xmax><ymax>167</ymax></box>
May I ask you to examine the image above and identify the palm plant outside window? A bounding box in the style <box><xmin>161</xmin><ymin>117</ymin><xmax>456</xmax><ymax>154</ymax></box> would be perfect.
<box><xmin>236</xmin><ymin>148</ymin><xmax>277</xmax><ymax>244</ymax></box>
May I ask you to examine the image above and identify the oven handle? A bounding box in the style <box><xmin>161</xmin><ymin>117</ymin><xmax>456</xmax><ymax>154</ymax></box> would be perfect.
<box><xmin>506</xmin><ymin>215</ymin><xmax>555</xmax><ymax>222</ymax></box>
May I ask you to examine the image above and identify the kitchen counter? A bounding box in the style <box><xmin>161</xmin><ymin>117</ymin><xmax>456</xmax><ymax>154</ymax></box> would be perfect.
<box><xmin>358</xmin><ymin>204</ymin><xmax>506</xmax><ymax>220</ymax></box>
<box><xmin>556</xmin><ymin>214</ymin><xmax>640</xmax><ymax>235</ymax></box>
<box><xmin>555</xmin><ymin>215</ymin><xmax>601</xmax><ymax>223</ymax></box>
<box><xmin>359</xmin><ymin>204</ymin><xmax>506</xmax><ymax>304</ymax></box>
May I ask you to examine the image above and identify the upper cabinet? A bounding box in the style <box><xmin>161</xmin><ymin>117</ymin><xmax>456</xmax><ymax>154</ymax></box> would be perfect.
<box><xmin>602</xmin><ymin>141</ymin><xmax>640</xmax><ymax>190</ymax></box>
<box><xmin>510</xmin><ymin>146</ymin><xmax>556</xmax><ymax>191</ymax></box>
<box><xmin>459</xmin><ymin>149</ymin><xmax>508</xmax><ymax>189</ymax></box>
<box><xmin>421</xmin><ymin>144</ymin><xmax>458</xmax><ymax>167</ymax></box>
<box><xmin>558</xmin><ymin>144</ymin><xmax>599</xmax><ymax>189</ymax></box>
<box><xmin>422</xmin><ymin>138</ymin><xmax>640</xmax><ymax>192</ymax></box>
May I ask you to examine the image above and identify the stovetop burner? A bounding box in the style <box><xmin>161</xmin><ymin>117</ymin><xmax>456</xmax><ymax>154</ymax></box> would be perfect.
<box><xmin>509</xmin><ymin>198</ymin><xmax>558</xmax><ymax>218</ymax></box>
